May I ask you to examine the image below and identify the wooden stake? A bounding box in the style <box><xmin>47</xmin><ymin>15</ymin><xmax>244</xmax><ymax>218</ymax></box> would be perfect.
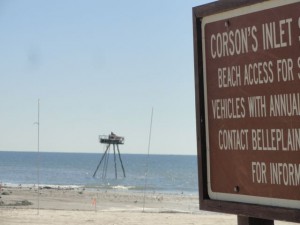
<box><xmin>238</xmin><ymin>216</ymin><xmax>274</xmax><ymax>225</ymax></box>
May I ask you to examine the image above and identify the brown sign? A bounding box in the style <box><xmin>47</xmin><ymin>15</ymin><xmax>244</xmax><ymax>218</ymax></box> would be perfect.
<box><xmin>201</xmin><ymin>0</ymin><xmax>300</xmax><ymax>209</ymax></box>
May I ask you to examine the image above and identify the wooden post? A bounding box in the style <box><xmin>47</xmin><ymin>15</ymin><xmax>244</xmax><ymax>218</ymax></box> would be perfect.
<box><xmin>238</xmin><ymin>216</ymin><xmax>274</xmax><ymax>225</ymax></box>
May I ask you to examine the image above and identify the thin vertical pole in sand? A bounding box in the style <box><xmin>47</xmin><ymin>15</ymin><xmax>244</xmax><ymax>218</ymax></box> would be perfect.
<box><xmin>143</xmin><ymin>107</ymin><xmax>154</xmax><ymax>212</ymax></box>
<box><xmin>35</xmin><ymin>99</ymin><xmax>40</xmax><ymax>215</ymax></box>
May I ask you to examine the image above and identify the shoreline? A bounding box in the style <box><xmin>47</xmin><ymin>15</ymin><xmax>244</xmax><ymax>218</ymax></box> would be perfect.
<box><xmin>0</xmin><ymin>185</ymin><xmax>298</xmax><ymax>225</ymax></box>
<box><xmin>0</xmin><ymin>185</ymin><xmax>201</xmax><ymax>213</ymax></box>
<box><xmin>0</xmin><ymin>182</ymin><xmax>198</xmax><ymax>196</ymax></box>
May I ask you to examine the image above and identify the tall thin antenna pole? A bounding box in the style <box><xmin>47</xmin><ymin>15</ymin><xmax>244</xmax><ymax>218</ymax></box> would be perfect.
<box><xmin>143</xmin><ymin>107</ymin><xmax>154</xmax><ymax>212</ymax></box>
<box><xmin>37</xmin><ymin>99</ymin><xmax>40</xmax><ymax>215</ymax></box>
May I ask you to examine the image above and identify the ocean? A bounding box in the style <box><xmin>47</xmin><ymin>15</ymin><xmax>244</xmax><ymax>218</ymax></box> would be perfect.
<box><xmin>0</xmin><ymin>151</ymin><xmax>198</xmax><ymax>195</ymax></box>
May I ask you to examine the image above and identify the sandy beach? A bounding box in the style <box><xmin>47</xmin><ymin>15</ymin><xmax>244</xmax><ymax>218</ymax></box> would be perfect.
<box><xmin>0</xmin><ymin>186</ymin><xmax>298</xmax><ymax>225</ymax></box>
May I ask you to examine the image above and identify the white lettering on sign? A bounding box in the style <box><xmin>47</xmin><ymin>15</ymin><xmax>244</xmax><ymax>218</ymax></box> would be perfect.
<box><xmin>277</xmin><ymin>58</ymin><xmax>294</xmax><ymax>82</ymax></box>
<box><xmin>211</xmin><ymin>97</ymin><xmax>246</xmax><ymax>119</ymax></box>
<box><xmin>298</xmin><ymin>57</ymin><xmax>300</xmax><ymax>79</ymax></box>
<box><xmin>251</xmin><ymin>129</ymin><xmax>300</xmax><ymax>151</ymax></box>
<box><xmin>218</xmin><ymin>66</ymin><xmax>241</xmax><ymax>88</ymax></box>
<box><xmin>243</xmin><ymin>61</ymin><xmax>274</xmax><ymax>85</ymax></box>
<box><xmin>250</xmin><ymin>162</ymin><xmax>300</xmax><ymax>187</ymax></box>
<box><xmin>252</xmin><ymin>161</ymin><xmax>267</xmax><ymax>184</ymax></box>
<box><xmin>248</xmin><ymin>96</ymin><xmax>267</xmax><ymax>117</ymax></box>
<box><xmin>210</xmin><ymin>26</ymin><xmax>258</xmax><ymax>59</ymax></box>
<box><xmin>203</xmin><ymin>1</ymin><xmax>300</xmax><ymax>205</ymax></box>
<box><xmin>262</xmin><ymin>18</ymin><xmax>293</xmax><ymax>50</ymax></box>
<box><xmin>269</xmin><ymin>93</ymin><xmax>300</xmax><ymax>117</ymax></box>
<box><xmin>270</xmin><ymin>163</ymin><xmax>300</xmax><ymax>186</ymax></box>
<box><xmin>218</xmin><ymin>129</ymin><xmax>249</xmax><ymax>150</ymax></box>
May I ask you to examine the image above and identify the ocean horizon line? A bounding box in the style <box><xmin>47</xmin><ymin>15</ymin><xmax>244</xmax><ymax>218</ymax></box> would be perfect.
<box><xmin>0</xmin><ymin>149</ymin><xmax>197</xmax><ymax>156</ymax></box>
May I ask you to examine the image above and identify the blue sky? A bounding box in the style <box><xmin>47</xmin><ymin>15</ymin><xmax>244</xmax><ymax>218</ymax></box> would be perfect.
<box><xmin>0</xmin><ymin>0</ymin><xmax>213</xmax><ymax>155</ymax></box>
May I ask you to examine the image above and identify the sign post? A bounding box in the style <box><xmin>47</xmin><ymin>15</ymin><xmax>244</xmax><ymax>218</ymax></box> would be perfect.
<box><xmin>193</xmin><ymin>0</ymin><xmax>300</xmax><ymax>223</ymax></box>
